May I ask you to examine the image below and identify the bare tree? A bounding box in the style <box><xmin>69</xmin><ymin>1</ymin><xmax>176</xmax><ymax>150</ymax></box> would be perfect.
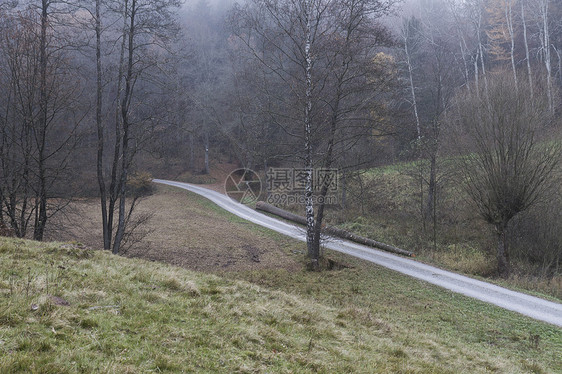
<box><xmin>451</xmin><ymin>71</ymin><xmax>560</xmax><ymax>277</ymax></box>
<box><xmin>231</xmin><ymin>0</ymin><xmax>396</xmax><ymax>268</ymax></box>
<box><xmin>538</xmin><ymin>0</ymin><xmax>554</xmax><ymax>112</ymax></box>
<box><xmin>402</xmin><ymin>16</ymin><xmax>423</xmax><ymax>141</ymax></box>
<box><xmin>399</xmin><ymin>1</ymin><xmax>462</xmax><ymax>248</ymax></box>
<box><xmin>520</xmin><ymin>0</ymin><xmax>533</xmax><ymax>98</ymax></box>
<box><xmin>0</xmin><ymin>4</ymin><xmax>81</xmax><ymax>239</ymax></box>
<box><xmin>82</xmin><ymin>0</ymin><xmax>181</xmax><ymax>254</ymax></box>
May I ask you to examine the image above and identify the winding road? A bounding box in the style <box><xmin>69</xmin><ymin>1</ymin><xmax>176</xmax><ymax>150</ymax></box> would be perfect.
<box><xmin>154</xmin><ymin>179</ymin><xmax>562</xmax><ymax>328</ymax></box>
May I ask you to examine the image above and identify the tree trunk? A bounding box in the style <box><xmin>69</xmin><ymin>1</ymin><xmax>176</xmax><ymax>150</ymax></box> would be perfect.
<box><xmin>311</xmin><ymin>68</ymin><xmax>343</xmax><ymax>266</ymax></box>
<box><xmin>474</xmin><ymin>48</ymin><xmax>479</xmax><ymax>94</ymax></box>
<box><xmin>303</xmin><ymin>0</ymin><xmax>317</xmax><ymax>269</ymax></box>
<box><xmin>417</xmin><ymin>159</ymin><xmax>425</xmax><ymax>232</ymax></box>
<box><xmin>540</xmin><ymin>0</ymin><xmax>553</xmax><ymax>113</ymax></box>
<box><xmin>425</xmin><ymin>154</ymin><xmax>436</xmax><ymax>220</ymax></box>
<box><xmin>0</xmin><ymin>189</ymin><xmax>3</xmax><ymax>226</ymax></box>
<box><xmin>95</xmin><ymin>0</ymin><xmax>110</xmax><ymax>250</ymax></box>
<box><xmin>449</xmin><ymin>1</ymin><xmax>471</xmax><ymax>92</ymax></box>
<box><xmin>496</xmin><ymin>226</ymin><xmax>510</xmax><ymax>277</ymax></box>
<box><xmin>478</xmin><ymin>38</ymin><xmax>488</xmax><ymax>97</ymax></box>
<box><xmin>521</xmin><ymin>0</ymin><xmax>533</xmax><ymax>99</ymax></box>
<box><xmin>459</xmin><ymin>39</ymin><xmax>471</xmax><ymax>92</ymax></box>
<box><xmin>505</xmin><ymin>0</ymin><xmax>517</xmax><ymax>90</ymax></box>
<box><xmin>113</xmin><ymin>0</ymin><xmax>136</xmax><ymax>254</ymax></box>
<box><xmin>34</xmin><ymin>0</ymin><xmax>49</xmax><ymax>241</ymax></box>
<box><xmin>104</xmin><ymin>0</ymin><xmax>129</xmax><ymax>252</ymax></box>
<box><xmin>255</xmin><ymin>202</ymin><xmax>415</xmax><ymax>257</ymax></box>
<box><xmin>403</xmin><ymin>21</ymin><xmax>421</xmax><ymax>140</ymax></box>
<box><xmin>189</xmin><ymin>132</ymin><xmax>195</xmax><ymax>171</ymax></box>
<box><xmin>341</xmin><ymin>169</ymin><xmax>347</xmax><ymax>210</ymax></box>
<box><xmin>475</xmin><ymin>5</ymin><xmax>488</xmax><ymax>97</ymax></box>
<box><xmin>204</xmin><ymin>129</ymin><xmax>210</xmax><ymax>174</ymax></box>
<box><xmin>554</xmin><ymin>48</ymin><xmax>562</xmax><ymax>84</ymax></box>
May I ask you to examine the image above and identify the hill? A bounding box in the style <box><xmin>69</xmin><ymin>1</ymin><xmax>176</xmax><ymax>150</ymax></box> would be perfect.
<box><xmin>1</xmin><ymin>236</ymin><xmax>561</xmax><ymax>373</ymax></box>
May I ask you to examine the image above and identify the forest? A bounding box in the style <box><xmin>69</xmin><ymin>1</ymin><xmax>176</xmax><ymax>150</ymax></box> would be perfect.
<box><xmin>0</xmin><ymin>0</ymin><xmax>561</xmax><ymax>285</ymax></box>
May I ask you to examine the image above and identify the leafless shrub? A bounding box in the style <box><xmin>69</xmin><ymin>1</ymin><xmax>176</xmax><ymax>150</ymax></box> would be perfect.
<box><xmin>0</xmin><ymin>221</ymin><xmax>15</xmax><ymax>237</ymax></box>
<box><xmin>119</xmin><ymin>209</ymin><xmax>155</xmax><ymax>256</ymax></box>
<box><xmin>449</xmin><ymin>71</ymin><xmax>561</xmax><ymax>277</ymax></box>
<box><xmin>509</xmin><ymin>179</ymin><xmax>562</xmax><ymax>277</ymax></box>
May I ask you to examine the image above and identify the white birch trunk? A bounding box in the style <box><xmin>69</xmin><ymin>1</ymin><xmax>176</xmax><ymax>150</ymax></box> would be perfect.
<box><xmin>505</xmin><ymin>0</ymin><xmax>517</xmax><ymax>90</ymax></box>
<box><xmin>474</xmin><ymin>3</ymin><xmax>488</xmax><ymax>97</ymax></box>
<box><xmin>403</xmin><ymin>21</ymin><xmax>422</xmax><ymax>140</ymax></box>
<box><xmin>474</xmin><ymin>49</ymin><xmax>479</xmax><ymax>95</ymax></box>
<box><xmin>478</xmin><ymin>37</ymin><xmax>488</xmax><ymax>96</ymax></box>
<box><xmin>459</xmin><ymin>38</ymin><xmax>471</xmax><ymax>92</ymax></box>
<box><xmin>521</xmin><ymin>0</ymin><xmax>533</xmax><ymax>99</ymax></box>
<box><xmin>303</xmin><ymin>0</ymin><xmax>316</xmax><ymax>264</ymax></box>
<box><xmin>540</xmin><ymin>0</ymin><xmax>553</xmax><ymax>113</ymax></box>
<box><xmin>555</xmin><ymin>46</ymin><xmax>562</xmax><ymax>86</ymax></box>
<box><xmin>448</xmin><ymin>1</ymin><xmax>471</xmax><ymax>92</ymax></box>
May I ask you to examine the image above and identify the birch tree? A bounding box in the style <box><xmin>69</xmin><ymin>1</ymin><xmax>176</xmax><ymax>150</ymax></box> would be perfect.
<box><xmin>402</xmin><ymin>16</ymin><xmax>423</xmax><ymax>141</ymax></box>
<box><xmin>538</xmin><ymin>0</ymin><xmax>554</xmax><ymax>112</ymax></box>
<box><xmin>520</xmin><ymin>0</ymin><xmax>533</xmax><ymax>98</ymax></box>
<box><xmin>231</xmin><ymin>0</ymin><xmax>396</xmax><ymax>268</ymax></box>
<box><xmin>400</xmin><ymin>2</ymin><xmax>460</xmax><ymax>244</ymax></box>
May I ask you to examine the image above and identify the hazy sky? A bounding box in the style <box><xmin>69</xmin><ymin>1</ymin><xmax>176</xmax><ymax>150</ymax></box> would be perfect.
<box><xmin>182</xmin><ymin>0</ymin><xmax>236</xmax><ymax>12</ymax></box>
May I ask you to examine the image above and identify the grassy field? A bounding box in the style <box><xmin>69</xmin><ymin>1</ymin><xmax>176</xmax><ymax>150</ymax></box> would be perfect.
<box><xmin>1</xmin><ymin>237</ymin><xmax>561</xmax><ymax>373</ymax></box>
<box><xmin>322</xmin><ymin>162</ymin><xmax>562</xmax><ymax>300</ymax></box>
<box><xmin>3</xmin><ymin>185</ymin><xmax>558</xmax><ymax>373</ymax></box>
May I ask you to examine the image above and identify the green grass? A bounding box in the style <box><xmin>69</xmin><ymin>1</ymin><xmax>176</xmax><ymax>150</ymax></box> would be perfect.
<box><xmin>1</xmin><ymin>238</ymin><xmax>561</xmax><ymax>373</ymax></box>
<box><xmin>329</xmin><ymin>160</ymin><xmax>562</xmax><ymax>300</ymax></box>
<box><xmin>227</xmin><ymin>251</ymin><xmax>562</xmax><ymax>373</ymax></box>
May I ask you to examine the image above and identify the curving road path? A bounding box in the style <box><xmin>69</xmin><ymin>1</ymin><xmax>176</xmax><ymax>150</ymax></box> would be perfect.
<box><xmin>154</xmin><ymin>179</ymin><xmax>562</xmax><ymax>328</ymax></box>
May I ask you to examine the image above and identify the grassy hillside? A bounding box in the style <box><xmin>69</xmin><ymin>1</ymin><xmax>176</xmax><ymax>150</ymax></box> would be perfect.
<box><xmin>1</xmin><ymin>237</ymin><xmax>561</xmax><ymax>373</ymax></box>
<box><xmin>324</xmin><ymin>161</ymin><xmax>562</xmax><ymax>300</ymax></box>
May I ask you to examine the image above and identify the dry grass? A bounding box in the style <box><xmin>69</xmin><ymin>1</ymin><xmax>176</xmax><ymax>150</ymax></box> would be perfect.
<box><xmin>333</xmin><ymin>163</ymin><xmax>562</xmax><ymax>300</ymax></box>
<box><xmin>4</xmin><ymin>178</ymin><xmax>560</xmax><ymax>373</ymax></box>
<box><xmin>48</xmin><ymin>185</ymin><xmax>301</xmax><ymax>273</ymax></box>
<box><xmin>1</xmin><ymin>237</ymin><xmax>561</xmax><ymax>373</ymax></box>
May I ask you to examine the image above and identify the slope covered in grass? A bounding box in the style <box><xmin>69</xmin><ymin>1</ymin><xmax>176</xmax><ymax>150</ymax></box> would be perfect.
<box><xmin>329</xmin><ymin>162</ymin><xmax>562</xmax><ymax>300</ymax></box>
<box><xmin>0</xmin><ymin>238</ymin><xmax>560</xmax><ymax>373</ymax></box>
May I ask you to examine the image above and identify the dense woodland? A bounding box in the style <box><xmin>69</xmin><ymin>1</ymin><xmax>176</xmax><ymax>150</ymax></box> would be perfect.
<box><xmin>0</xmin><ymin>0</ymin><xmax>561</xmax><ymax>278</ymax></box>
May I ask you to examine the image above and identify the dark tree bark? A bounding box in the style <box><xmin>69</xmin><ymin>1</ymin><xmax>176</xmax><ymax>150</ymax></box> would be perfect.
<box><xmin>94</xmin><ymin>0</ymin><xmax>110</xmax><ymax>250</ymax></box>
<box><xmin>33</xmin><ymin>0</ymin><xmax>50</xmax><ymax>241</ymax></box>
<box><xmin>113</xmin><ymin>0</ymin><xmax>136</xmax><ymax>254</ymax></box>
<box><xmin>0</xmin><ymin>3</ymin><xmax>78</xmax><ymax>241</ymax></box>
<box><xmin>496</xmin><ymin>224</ymin><xmax>510</xmax><ymax>277</ymax></box>
<box><xmin>87</xmin><ymin>0</ymin><xmax>180</xmax><ymax>254</ymax></box>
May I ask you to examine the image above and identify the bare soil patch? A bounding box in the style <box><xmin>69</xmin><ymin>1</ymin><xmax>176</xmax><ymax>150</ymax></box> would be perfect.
<box><xmin>48</xmin><ymin>184</ymin><xmax>302</xmax><ymax>273</ymax></box>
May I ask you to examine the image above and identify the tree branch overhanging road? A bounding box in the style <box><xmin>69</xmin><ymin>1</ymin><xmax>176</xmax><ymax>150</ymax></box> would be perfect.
<box><xmin>153</xmin><ymin>179</ymin><xmax>562</xmax><ymax>328</ymax></box>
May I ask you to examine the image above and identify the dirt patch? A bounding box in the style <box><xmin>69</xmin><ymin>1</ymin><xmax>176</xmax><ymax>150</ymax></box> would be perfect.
<box><xmin>48</xmin><ymin>184</ymin><xmax>303</xmax><ymax>273</ymax></box>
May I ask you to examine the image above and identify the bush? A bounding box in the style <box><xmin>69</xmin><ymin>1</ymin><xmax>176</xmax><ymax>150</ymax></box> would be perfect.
<box><xmin>127</xmin><ymin>172</ymin><xmax>154</xmax><ymax>198</ymax></box>
<box><xmin>509</xmin><ymin>196</ymin><xmax>562</xmax><ymax>277</ymax></box>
